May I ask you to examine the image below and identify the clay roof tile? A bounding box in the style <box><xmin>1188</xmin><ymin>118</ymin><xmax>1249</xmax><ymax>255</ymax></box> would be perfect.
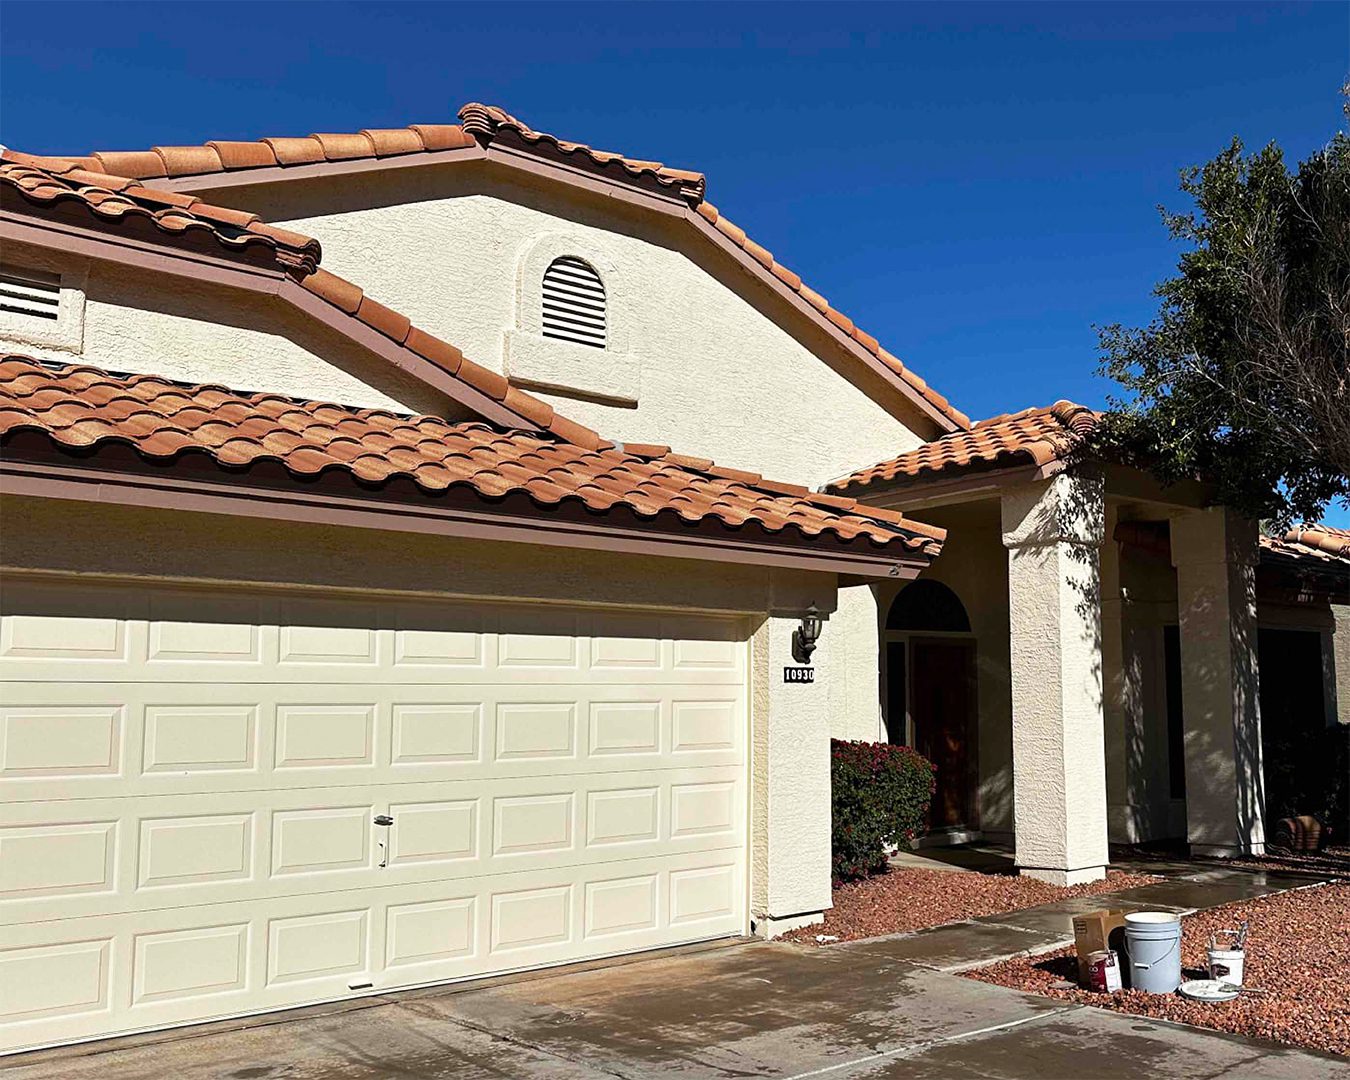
<box><xmin>261</xmin><ymin>136</ymin><xmax>326</xmax><ymax>166</ymax></box>
<box><xmin>311</xmin><ymin>132</ymin><xmax>377</xmax><ymax>161</ymax></box>
<box><xmin>153</xmin><ymin>145</ymin><xmax>225</xmax><ymax>177</ymax></box>
<box><xmin>207</xmin><ymin>140</ymin><xmax>280</xmax><ymax>170</ymax></box>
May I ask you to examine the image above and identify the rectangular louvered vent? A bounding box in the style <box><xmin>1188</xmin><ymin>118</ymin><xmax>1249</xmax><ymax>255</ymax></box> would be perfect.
<box><xmin>542</xmin><ymin>256</ymin><xmax>606</xmax><ymax>349</ymax></box>
<box><xmin>0</xmin><ymin>267</ymin><xmax>61</xmax><ymax>322</ymax></box>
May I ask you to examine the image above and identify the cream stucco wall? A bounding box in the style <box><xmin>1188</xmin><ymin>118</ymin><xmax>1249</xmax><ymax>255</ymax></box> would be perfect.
<box><xmin>0</xmin><ymin>241</ymin><xmax>453</xmax><ymax>417</ymax></box>
<box><xmin>209</xmin><ymin>164</ymin><xmax>930</xmax><ymax>489</ymax></box>
<box><xmin>1</xmin><ymin>495</ymin><xmax>838</xmax><ymax>925</ymax></box>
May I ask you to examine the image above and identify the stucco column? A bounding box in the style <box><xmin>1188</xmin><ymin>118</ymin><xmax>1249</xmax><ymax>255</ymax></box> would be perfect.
<box><xmin>749</xmin><ymin>577</ymin><xmax>833</xmax><ymax>937</ymax></box>
<box><xmin>1170</xmin><ymin>509</ymin><xmax>1265</xmax><ymax>857</ymax></box>
<box><xmin>1100</xmin><ymin>506</ymin><xmax>1131</xmax><ymax>842</ymax></box>
<box><xmin>1001</xmin><ymin>472</ymin><xmax>1109</xmax><ymax>885</ymax></box>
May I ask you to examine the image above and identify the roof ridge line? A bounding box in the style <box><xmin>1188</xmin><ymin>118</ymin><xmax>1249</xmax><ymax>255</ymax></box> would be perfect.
<box><xmin>8</xmin><ymin>101</ymin><xmax>970</xmax><ymax>432</ymax></box>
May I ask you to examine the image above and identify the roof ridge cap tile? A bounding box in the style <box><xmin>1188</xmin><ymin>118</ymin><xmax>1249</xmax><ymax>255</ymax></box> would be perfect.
<box><xmin>54</xmin><ymin>121</ymin><xmax>473</xmax><ymax>181</ymax></box>
<box><xmin>458</xmin><ymin>101</ymin><xmax>706</xmax><ymax>201</ymax></box>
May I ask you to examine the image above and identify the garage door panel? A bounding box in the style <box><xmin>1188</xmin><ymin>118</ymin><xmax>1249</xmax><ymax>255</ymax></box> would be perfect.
<box><xmin>2</xmin><ymin>594</ymin><xmax>744</xmax><ymax>688</ymax></box>
<box><xmin>1</xmin><ymin>583</ymin><xmax>748</xmax><ymax>1052</ymax></box>
<box><xmin>3</xmin><ymin>766</ymin><xmax>745</xmax><ymax>926</ymax></box>
<box><xmin>2</xmin><ymin>679</ymin><xmax>741</xmax><ymax>797</ymax></box>
<box><xmin>1</xmin><ymin>846</ymin><xmax>744</xmax><ymax>1052</ymax></box>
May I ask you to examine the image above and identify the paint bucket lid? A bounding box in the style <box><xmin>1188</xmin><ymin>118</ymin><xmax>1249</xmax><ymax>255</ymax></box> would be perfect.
<box><xmin>1179</xmin><ymin>979</ymin><xmax>1241</xmax><ymax>1002</ymax></box>
<box><xmin>1124</xmin><ymin>911</ymin><xmax>1180</xmax><ymax>925</ymax></box>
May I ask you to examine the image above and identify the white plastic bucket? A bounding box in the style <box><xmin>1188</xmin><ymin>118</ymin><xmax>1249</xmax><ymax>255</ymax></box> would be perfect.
<box><xmin>1207</xmin><ymin>948</ymin><xmax>1244</xmax><ymax>987</ymax></box>
<box><xmin>1124</xmin><ymin>911</ymin><xmax>1182</xmax><ymax>994</ymax></box>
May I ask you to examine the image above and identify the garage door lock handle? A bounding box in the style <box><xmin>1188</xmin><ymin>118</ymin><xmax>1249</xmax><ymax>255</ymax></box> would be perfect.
<box><xmin>374</xmin><ymin>815</ymin><xmax>393</xmax><ymax>869</ymax></box>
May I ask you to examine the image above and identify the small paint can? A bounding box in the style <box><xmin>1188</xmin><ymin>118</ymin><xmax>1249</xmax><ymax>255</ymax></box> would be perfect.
<box><xmin>1086</xmin><ymin>949</ymin><xmax>1122</xmax><ymax>993</ymax></box>
<box><xmin>1207</xmin><ymin>948</ymin><xmax>1244</xmax><ymax>988</ymax></box>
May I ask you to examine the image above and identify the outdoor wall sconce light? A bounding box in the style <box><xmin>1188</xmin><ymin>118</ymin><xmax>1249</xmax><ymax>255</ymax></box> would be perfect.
<box><xmin>792</xmin><ymin>603</ymin><xmax>822</xmax><ymax>664</ymax></box>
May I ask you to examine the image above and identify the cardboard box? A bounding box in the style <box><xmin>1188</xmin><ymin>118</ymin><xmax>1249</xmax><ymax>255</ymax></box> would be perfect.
<box><xmin>1072</xmin><ymin>909</ymin><xmax>1128</xmax><ymax>987</ymax></box>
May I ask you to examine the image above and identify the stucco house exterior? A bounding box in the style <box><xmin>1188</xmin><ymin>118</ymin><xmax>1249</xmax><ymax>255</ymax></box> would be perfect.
<box><xmin>0</xmin><ymin>103</ymin><xmax>1345</xmax><ymax>1052</ymax></box>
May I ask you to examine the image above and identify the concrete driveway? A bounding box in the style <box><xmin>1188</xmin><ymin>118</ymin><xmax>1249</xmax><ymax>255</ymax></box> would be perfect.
<box><xmin>9</xmin><ymin>937</ymin><xmax>1347</xmax><ymax>1079</ymax></box>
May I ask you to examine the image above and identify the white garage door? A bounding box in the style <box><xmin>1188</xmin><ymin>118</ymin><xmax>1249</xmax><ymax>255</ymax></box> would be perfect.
<box><xmin>0</xmin><ymin>579</ymin><xmax>748</xmax><ymax>1053</ymax></box>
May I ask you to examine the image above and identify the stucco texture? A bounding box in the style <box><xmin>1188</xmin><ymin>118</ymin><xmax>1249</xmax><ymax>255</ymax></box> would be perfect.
<box><xmin>0</xmin><ymin>240</ymin><xmax>452</xmax><ymax>418</ymax></box>
<box><xmin>218</xmin><ymin>163</ymin><xmax>929</xmax><ymax>488</ymax></box>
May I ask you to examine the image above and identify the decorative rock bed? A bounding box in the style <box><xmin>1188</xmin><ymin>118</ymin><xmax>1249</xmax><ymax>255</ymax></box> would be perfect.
<box><xmin>966</xmin><ymin>880</ymin><xmax>1350</xmax><ymax>1058</ymax></box>
<box><xmin>781</xmin><ymin>867</ymin><xmax>1162</xmax><ymax>945</ymax></box>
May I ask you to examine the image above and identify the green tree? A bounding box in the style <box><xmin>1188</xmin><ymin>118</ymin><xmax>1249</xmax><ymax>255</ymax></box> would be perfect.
<box><xmin>1095</xmin><ymin>107</ymin><xmax>1349</xmax><ymax>526</ymax></box>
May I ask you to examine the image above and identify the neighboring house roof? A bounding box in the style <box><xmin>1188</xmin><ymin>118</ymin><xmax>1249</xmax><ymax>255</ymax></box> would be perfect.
<box><xmin>0</xmin><ymin>156</ymin><xmax>320</xmax><ymax>274</ymax></box>
<box><xmin>4</xmin><ymin>102</ymin><xmax>970</xmax><ymax>432</ymax></box>
<box><xmin>1279</xmin><ymin>524</ymin><xmax>1350</xmax><ymax>561</ymax></box>
<box><xmin>828</xmin><ymin>400</ymin><xmax>1098</xmax><ymax>493</ymax></box>
<box><xmin>0</xmin><ymin>355</ymin><xmax>944</xmax><ymax>565</ymax></box>
<box><xmin>1262</xmin><ymin>525</ymin><xmax>1350</xmax><ymax>591</ymax></box>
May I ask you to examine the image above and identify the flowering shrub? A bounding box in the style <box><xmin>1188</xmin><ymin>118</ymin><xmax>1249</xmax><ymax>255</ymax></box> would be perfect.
<box><xmin>830</xmin><ymin>739</ymin><xmax>936</xmax><ymax>883</ymax></box>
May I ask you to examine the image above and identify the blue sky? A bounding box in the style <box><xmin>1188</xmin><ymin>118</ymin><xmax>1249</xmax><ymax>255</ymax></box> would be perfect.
<box><xmin>3</xmin><ymin>2</ymin><xmax>1346</xmax><ymax>522</ymax></box>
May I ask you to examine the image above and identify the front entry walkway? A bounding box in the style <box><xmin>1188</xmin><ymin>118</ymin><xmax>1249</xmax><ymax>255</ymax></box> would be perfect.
<box><xmin>12</xmin><ymin>871</ymin><xmax>1346</xmax><ymax>1080</ymax></box>
<box><xmin>840</xmin><ymin>863</ymin><xmax>1323</xmax><ymax>972</ymax></box>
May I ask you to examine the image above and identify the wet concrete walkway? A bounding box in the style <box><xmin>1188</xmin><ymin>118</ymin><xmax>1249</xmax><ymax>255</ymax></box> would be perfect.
<box><xmin>857</xmin><ymin>865</ymin><xmax>1325</xmax><ymax>972</ymax></box>
<box><xmin>10</xmin><ymin>868</ymin><xmax>1341</xmax><ymax>1079</ymax></box>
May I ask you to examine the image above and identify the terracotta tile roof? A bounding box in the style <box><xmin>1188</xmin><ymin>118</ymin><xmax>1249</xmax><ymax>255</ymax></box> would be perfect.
<box><xmin>0</xmin><ymin>155</ymin><xmax>320</xmax><ymax>273</ymax></box>
<box><xmin>458</xmin><ymin>104</ymin><xmax>706</xmax><ymax>202</ymax></box>
<box><xmin>0</xmin><ymin>356</ymin><xmax>945</xmax><ymax>557</ymax></box>
<box><xmin>9</xmin><ymin>102</ymin><xmax>969</xmax><ymax>431</ymax></box>
<box><xmin>2</xmin><ymin>126</ymin><xmax>478</xmax><ymax>182</ymax></box>
<box><xmin>1274</xmin><ymin>524</ymin><xmax>1350</xmax><ymax>562</ymax></box>
<box><xmin>828</xmin><ymin>401</ymin><xmax>1099</xmax><ymax>493</ymax></box>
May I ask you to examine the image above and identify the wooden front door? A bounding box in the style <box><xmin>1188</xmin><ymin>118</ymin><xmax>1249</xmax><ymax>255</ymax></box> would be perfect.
<box><xmin>910</xmin><ymin>639</ymin><xmax>975</xmax><ymax>829</ymax></box>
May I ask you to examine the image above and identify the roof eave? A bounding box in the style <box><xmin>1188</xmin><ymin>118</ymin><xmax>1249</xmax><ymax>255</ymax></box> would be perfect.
<box><xmin>835</xmin><ymin>459</ymin><xmax>1066</xmax><ymax>511</ymax></box>
<box><xmin>0</xmin><ymin>456</ymin><xmax>936</xmax><ymax>582</ymax></box>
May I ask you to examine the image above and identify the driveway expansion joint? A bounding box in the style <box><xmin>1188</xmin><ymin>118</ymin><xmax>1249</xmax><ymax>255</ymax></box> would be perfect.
<box><xmin>777</xmin><ymin>1004</ymin><xmax>1086</xmax><ymax>1080</ymax></box>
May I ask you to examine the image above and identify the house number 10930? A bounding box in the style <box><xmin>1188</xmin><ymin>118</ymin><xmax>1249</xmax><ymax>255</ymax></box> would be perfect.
<box><xmin>783</xmin><ymin>666</ymin><xmax>815</xmax><ymax>683</ymax></box>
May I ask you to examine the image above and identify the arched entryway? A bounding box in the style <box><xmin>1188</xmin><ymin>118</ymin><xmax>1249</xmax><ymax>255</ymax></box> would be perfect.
<box><xmin>883</xmin><ymin>580</ymin><xmax>979</xmax><ymax>835</ymax></box>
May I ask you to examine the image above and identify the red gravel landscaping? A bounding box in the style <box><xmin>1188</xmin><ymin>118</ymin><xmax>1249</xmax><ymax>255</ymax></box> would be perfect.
<box><xmin>781</xmin><ymin>867</ymin><xmax>1162</xmax><ymax>945</ymax></box>
<box><xmin>966</xmin><ymin>881</ymin><xmax>1350</xmax><ymax>1058</ymax></box>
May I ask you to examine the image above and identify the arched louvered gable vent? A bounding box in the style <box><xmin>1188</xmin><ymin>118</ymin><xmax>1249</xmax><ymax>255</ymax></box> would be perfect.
<box><xmin>542</xmin><ymin>256</ymin><xmax>606</xmax><ymax>349</ymax></box>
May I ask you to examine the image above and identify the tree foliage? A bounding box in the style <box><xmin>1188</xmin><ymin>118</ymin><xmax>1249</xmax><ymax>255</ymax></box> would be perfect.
<box><xmin>1095</xmin><ymin>111</ymin><xmax>1349</xmax><ymax>525</ymax></box>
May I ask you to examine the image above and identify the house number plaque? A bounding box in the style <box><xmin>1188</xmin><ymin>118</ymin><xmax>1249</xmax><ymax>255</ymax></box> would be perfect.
<box><xmin>783</xmin><ymin>666</ymin><xmax>815</xmax><ymax>683</ymax></box>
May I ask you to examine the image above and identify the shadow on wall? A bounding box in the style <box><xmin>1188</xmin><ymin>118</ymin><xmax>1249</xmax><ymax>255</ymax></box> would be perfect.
<box><xmin>1079</xmin><ymin>501</ymin><xmax>1267</xmax><ymax>853</ymax></box>
<box><xmin>1260</xmin><ymin>627</ymin><xmax>1349</xmax><ymax>838</ymax></box>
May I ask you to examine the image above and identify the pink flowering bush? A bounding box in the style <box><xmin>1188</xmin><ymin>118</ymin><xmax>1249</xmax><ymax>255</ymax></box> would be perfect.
<box><xmin>830</xmin><ymin>739</ymin><xmax>936</xmax><ymax>883</ymax></box>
